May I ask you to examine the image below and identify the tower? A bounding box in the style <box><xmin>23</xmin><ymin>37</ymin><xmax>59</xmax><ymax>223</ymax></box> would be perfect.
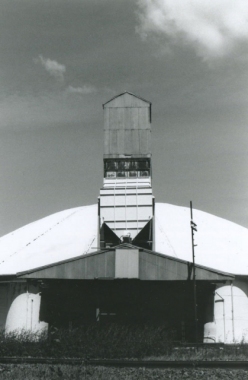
<box><xmin>99</xmin><ymin>92</ymin><xmax>155</xmax><ymax>249</ymax></box>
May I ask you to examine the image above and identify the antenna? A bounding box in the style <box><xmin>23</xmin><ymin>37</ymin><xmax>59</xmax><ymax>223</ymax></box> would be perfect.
<box><xmin>190</xmin><ymin>201</ymin><xmax>198</xmax><ymax>343</ymax></box>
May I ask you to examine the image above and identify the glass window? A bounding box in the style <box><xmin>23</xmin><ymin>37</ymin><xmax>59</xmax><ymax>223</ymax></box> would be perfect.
<box><xmin>106</xmin><ymin>161</ymin><xmax>118</xmax><ymax>170</ymax></box>
<box><xmin>129</xmin><ymin>171</ymin><xmax>138</xmax><ymax>178</ymax></box>
<box><xmin>118</xmin><ymin>161</ymin><xmax>126</xmax><ymax>170</ymax></box>
<box><xmin>130</xmin><ymin>161</ymin><xmax>138</xmax><ymax>170</ymax></box>
<box><xmin>139</xmin><ymin>171</ymin><xmax>149</xmax><ymax>177</ymax></box>
<box><xmin>138</xmin><ymin>160</ymin><xmax>149</xmax><ymax>170</ymax></box>
<box><xmin>116</xmin><ymin>171</ymin><xmax>127</xmax><ymax>178</ymax></box>
<box><xmin>106</xmin><ymin>171</ymin><xmax>116</xmax><ymax>178</ymax></box>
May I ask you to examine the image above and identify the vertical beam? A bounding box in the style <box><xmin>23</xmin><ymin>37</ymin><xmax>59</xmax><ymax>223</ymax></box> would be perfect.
<box><xmin>215</xmin><ymin>292</ymin><xmax>226</xmax><ymax>343</ymax></box>
<box><xmin>231</xmin><ymin>281</ymin><xmax>235</xmax><ymax>343</ymax></box>
<box><xmin>190</xmin><ymin>201</ymin><xmax>198</xmax><ymax>342</ymax></box>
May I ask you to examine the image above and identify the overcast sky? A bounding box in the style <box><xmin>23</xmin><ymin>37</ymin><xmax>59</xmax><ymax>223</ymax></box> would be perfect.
<box><xmin>1</xmin><ymin>0</ymin><xmax>248</xmax><ymax>236</ymax></box>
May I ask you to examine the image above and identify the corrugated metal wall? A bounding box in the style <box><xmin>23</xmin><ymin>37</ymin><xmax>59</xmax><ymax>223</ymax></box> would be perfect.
<box><xmin>20</xmin><ymin>248</ymin><xmax>233</xmax><ymax>282</ymax></box>
<box><xmin>0</xmin><ymin>284</ymin><xmax>8</xmax><ymax>329</ymax></box>
<box><xmin>103</xmin><ymin>93</ymin><xmax>151</xmax><ymax>157</ymax></box>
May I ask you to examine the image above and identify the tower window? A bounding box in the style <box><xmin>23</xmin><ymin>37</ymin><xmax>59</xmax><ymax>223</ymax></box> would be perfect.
<box><xmin>104</xmin><ymin>159</ymin><xmax>151</xmax><ymax>178</ymax></box>
<box><xmin>129</xmin><ymin>171</ymin><xmax>138</xmax><ymax>178</ymax></box>
<box><xmin>139</xmin><ymin>171</ymin><xmax>149</xmax><ymax>177</ymax></box>
<box><xmin>116</xmin><ymin>171</ymin><xmax>127</xmax><ymax>178</ymax></box>
<box><xmin>106</xmin><ymin>172</ymin><xmax>116</xmax><ymax>178</ymax></box>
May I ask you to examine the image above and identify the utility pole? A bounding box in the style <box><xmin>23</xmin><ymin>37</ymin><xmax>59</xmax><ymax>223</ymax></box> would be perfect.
<box><xmin>190</xmin><ymin>201</ymin><xmax>198</xmax><ymax>343</ymax></box>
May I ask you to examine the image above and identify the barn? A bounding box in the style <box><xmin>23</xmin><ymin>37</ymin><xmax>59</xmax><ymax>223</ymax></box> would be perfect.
<box><xmin>0</xmin><ymin>92</ymin><xmax>247</xmax><ymax>344</ymax></box>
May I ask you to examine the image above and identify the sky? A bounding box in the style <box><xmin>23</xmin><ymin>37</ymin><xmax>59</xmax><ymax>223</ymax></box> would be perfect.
<box><xmin>1</xmin><ymin>0</ymin><xmax>248</xmax><ymax>237</ymax></box>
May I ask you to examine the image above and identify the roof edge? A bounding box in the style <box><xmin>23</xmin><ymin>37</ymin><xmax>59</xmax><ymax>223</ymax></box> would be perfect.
<box><xmin>17</xmin><ymin>242</ymin><xmax>235</xmax><ymax>279</ymax></box>
<box><xmin>102</xmin><ymin>92</ymin><xmax>151</xmax><ymax>107</ymax></box>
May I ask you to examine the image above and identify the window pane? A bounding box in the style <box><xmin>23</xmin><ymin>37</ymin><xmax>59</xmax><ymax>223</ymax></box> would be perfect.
<box><xmin>129</xmin><ymin>171</ymin><xmax>138</xmax><ymax>177</ymax></box>
<box><xmin>139</xmin><ymin>170</ymin><xmax>149</xmax><ymax>177</ymax></box>
<box><xmin>138</xmin><ymin>160</ymin><xmax>149</xmax><ymax>170</ymax></box>
<box><xmin>117</xmin><ymin>171</ymin><xmax>127</xmax><ymax>178</ymax></box>
<box><xmin>118</xmin><ymin>161</ymin><xmax>124</xmax><ymax>170</ymax></box>
<box><xmin>106</xmin><ymin>172</ymin><xmax>116</xmax><ymax>178</ymax></box>
<box><xmin>130</xmin><ymin>161</ymin><xmax>139</xmax><ymax>170</ymax></box>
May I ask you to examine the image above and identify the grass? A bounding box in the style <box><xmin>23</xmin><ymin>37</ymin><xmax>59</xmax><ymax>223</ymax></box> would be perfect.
<box><xmin>1</xmin><ymin>326</ymin><xmax>248</xmax><ymax>379</ymax></box>
<box><xmin>0</xmin><ymin>365</ymin><xmax>248</xmax><ymax>380</ymax></box>
<box><xmin>0</xmin><ymin>325</ymin><xmax>248</xmax><ymax>362</ymax></box>
<box><xmin>0</xmin><ymin>324</ymin><xmax>172</xmax><ymax>359</ymax></box>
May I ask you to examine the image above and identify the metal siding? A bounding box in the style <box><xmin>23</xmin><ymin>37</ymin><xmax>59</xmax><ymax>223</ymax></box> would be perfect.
<box><xmin>104</xmin><ymin>127</ymin><xmax>151</xmax><ymax>155</ymax></box>
<box><xmin>108</xmin><ymin>130</ymin><xmax>118</xmax><ymax>155</ymax></box>
<box><xmin>139</xmin><ymin>130</ymin><xmax>151</xmax><ymax>154</ymax></box>
<box><xmin>101</xmin><ymin>129</ymin><xmax>149</xmax><ymax>155</ymax></box>
<box><xmin>105</xmin><ymin>250</ymin><xmax>115</xmax><ymax>277</ymax></box>
<box><xmin>106</xmin><ymin>108</ymin><xmax>148</xmax><ymax>132</ymax></box>
<box><xmin>19</xmin><ymin>248</ymin><xmax>233</xmax><ymax>282</ymax></box>
<box><xmin>114</xmin><ymin>195</ymin><xmax>126</xmax><ymax>206</ymax></box>
<box><xmin>100</xmin><ymin>196</ymin><xmax>114</xmax><ymax>206</ymax></box>
<box><xmin>87</xmin><ymin>256</ymin><xmax>97</xmax><ymax>279</ymax></box>
<box><xmin>117</xmin><ymin>108</ymin><xmax>126</xmax><ymax>129</ymax></box>
<box><xmin>21</xmin><ymin>251</ymin><xmax>115</xmax><ymax>280</ymax></box>
<box><xmin>0</xmin><ymin>284</ymin><xmax>8</xmax><ymax>329</ymax></box>
<box><xmin>138</xmin><ymin>108</ymin><xmax>150</xmax><ymax>130</ymax></box>
<box><xmin>139</xmin><ymin>251</ymin><xmax>232</xmax><ymax>281</ymax></box>
<box><xmin>117</xmin><ymin>129</ymin><xmax>125</xmax><ymax>153</ymax></box>
<box><xmin>115</xmin><ymin>249</ymin><xmax>139</xmax><ymax>278</ymax></box>
<box><xmin>101</xmin><ymin>207</ymin><xmax>115</xmax><ymax>221</ymax></box>
<box><xmin>139</xmin><ymin>251</ymin><xmax>157</xmax><ymax>280</ymax></box>
<box><xmin>115</xmin><ymin>207</ymin><xmax>126</xmax><ymax>220</ymax></box>
<box><xmin>138</xmin><ymin>206</ymin><xmax>153</xmax><ymax>220</ymax></box>
<box><xmin>195</xmin><ymin>267</ymin><xmax>223</xmax><ymax>281</ymax></box>
<box><xmin>132</xmin><ymin>130</ymin><xmax>141</xmax><ymax>154</ymax></box>
<box><xmin>138</xmin><ymin>195</ymin><xmax>153</xmax><ymax>205</ymax></box>
<box><xmin>107</xmin><ymin>108</ymin><xmax>125</xmax><ymax>130</ymax></box>
<box><xmin>126</xmin><ymin>207</ymin><xmax>137</xmax><ymax>220</ymax></box>
<box><xmin>127</xmin><ymin>195</ymin><xmax>138</xmax><ymax>206</ymax></box>
<box><xmin>103</xmin><ymin>94</ymin><xmax>151</xmax><ymax>156</ymax></box>
<box><xmin>104</xmin><ymin>108</ymin><xmax>110</xmax><ymax>131</ymax></box>
<box><xmin>100</xmin><ymin>182</ymin><xmax>154</xmax><ymax>239</ymax></box>
<box><xmin>131</xmin><ymin>108</ymin><xmax>139</xmax><ymax>130</ymax></box>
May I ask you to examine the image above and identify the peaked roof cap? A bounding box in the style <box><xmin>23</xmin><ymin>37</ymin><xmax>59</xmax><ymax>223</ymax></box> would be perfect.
<box><xmin>103</xmin><ymin>91</ymin><xmax>151</xmax><ymax>108</ymax></box>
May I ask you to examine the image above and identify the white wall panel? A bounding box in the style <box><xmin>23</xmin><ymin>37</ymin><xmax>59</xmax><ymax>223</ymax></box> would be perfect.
<box><xmin>100</xmin><ymin>197</ymin><xmax>114</xmax><ymax>206</ymax></box>
<box><xmin>137</xmin><ymin>195</ymin><xmax>153</xmax><ymax>205</ymax></box>
<box><xmin>115</xmin><ymin>196</ymin><xmax>126</xmax><ymax>206</ymax></box>
<box><xmin>115</xmin><ymin>207</ymin><xmax>126</xmax><ymax>220</ymax></box>
<box><xmin>101</xmin><ymin>208</ymin><xmax>115</xmax><ymax>222</ymax></box>
<box><xmin>138</xmin><ymin>206</ymin><xmax>153</xmax><ymax>220</ymax></box>
<box><xmin>126</xmin><ymin>207</ymin><xmax>138</xmax><ymax>220</ymax></box>
<box><xmin>115</xmin><ymin>249</ymin><xmax>139</xmax><ymax>278</ymax></box>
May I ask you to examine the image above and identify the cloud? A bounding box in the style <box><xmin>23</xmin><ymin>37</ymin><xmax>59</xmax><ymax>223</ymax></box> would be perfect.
<box><xmin>66</xmin><ymin>85</ymin><xmax>97</xmax><ymax>95</ymax></box>
<box><xmin>136</xmin><ymin>0</ymin><xmax>248</xmax><ymax>59</ymax></box>
<box><xmin>35</xmin><ymin>55</ymin><xmax>66</xmax><ymax>82</ymax></box>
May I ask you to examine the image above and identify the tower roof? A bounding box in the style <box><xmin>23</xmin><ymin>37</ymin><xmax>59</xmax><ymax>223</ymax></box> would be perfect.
<box><xmin>103</xmin><ymin>92</ymin><xmax>151</xmax><ymax>108</ymax></box>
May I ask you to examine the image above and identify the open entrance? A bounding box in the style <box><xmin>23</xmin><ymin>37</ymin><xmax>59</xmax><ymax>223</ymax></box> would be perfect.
<box><xmin>39</xmin><ymin>279</ymin><xmax>215</xmax><ymax>342</ymax></box>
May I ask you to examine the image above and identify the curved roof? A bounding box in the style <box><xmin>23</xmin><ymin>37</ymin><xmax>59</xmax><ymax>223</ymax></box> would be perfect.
<box><xmin>0</xmin><ymin>203</ymin><xmax>247</xmax><ymax>275</ymax></box>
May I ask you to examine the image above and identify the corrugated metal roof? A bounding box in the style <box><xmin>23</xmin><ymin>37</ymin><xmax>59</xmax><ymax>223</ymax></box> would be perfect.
<box><xmin>0</xmin><ymin>203</ymin><xmax>247</xmax><ymax>275</ymax></box>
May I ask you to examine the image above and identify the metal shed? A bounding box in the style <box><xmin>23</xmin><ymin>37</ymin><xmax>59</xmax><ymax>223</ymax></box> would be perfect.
<box><xmin>17</xmin><ymin>243</ymin><xmax>233</xmax><ymax>341</ymax></box>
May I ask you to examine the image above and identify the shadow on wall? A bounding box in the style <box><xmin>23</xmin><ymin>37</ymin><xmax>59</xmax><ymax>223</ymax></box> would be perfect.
<box><xmin>5</xmin><ymin>282</ymin><xmax>48</xmax><ymax>334</ymax></box>
<box><xmin>204</xmin><ymin>280</ymin><xmax>248</xmax><ymax>343</ymax></box>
